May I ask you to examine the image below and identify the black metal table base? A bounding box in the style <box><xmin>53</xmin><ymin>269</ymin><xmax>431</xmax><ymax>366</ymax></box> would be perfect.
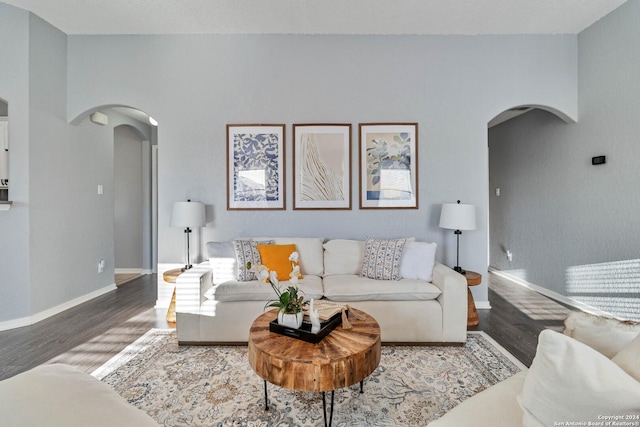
<box><xmin>263</xmin><ymin>379</ymin><xmax>365</xmax><ymax>427</ymax></box>
<box><xmin>322</xmin><ymin>391</ymin><xmax>334</xmax><ymax>427</ymax></box>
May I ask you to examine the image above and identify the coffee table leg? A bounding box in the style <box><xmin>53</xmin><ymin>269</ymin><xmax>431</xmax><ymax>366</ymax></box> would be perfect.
<box><xmin>322</xmin><ymin>391</ymin><xmax>335</xmax><ymax>427</ymax></box>
<box><xmin>263</xmin><ymin>380</ymin><xmax>269</xmax><ymax>411</ymax></box>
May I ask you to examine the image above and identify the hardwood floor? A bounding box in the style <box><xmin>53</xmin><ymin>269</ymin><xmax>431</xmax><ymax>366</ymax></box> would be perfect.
<box><xmin>0</xmin><ymin>271</ymin><xmax>578</xmax><ymax>380</ymax></box>
<box><xmin>471</xmin><ymin>272</ymin><xmax>575</xmax><ymax>366</ymax></box>
<box><xmin>0</xmin><ymin>274</ymin><xmax>171</xmax><ymax>381</ymax></box>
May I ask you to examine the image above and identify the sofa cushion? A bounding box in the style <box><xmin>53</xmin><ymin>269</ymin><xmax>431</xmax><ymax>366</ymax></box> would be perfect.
<box><xmin>256</xmin><ymin>244</ymin><xmax>302</xmax><ymax>281</ymax></box>
<box><xmin>563</xmin><ymin>311</ymin><xmax>640</xmax><ymax>358</ymax></box>
<box><xmin>612</xmin><ymin>332</ymin><xmax>640</xmax><ymax>382</ymax></box>
<box><xmin>323</xmin><ymin>274</ymin><xmax>441</xmax><ymax>302</ymax></box>
<box><xmin>323</xmin><ymin>239</ymin><xmax>366</xmax><ymax>276</ymax></box>
<box><xmin>399</xmin><ymin>241</ymin><xmax>437</xmax><ymax>282</ymax></box>
<box><xmin>0</xmin><ymin>364</ymin><xmax>159</xmax><ymax>427</ymax></box>
<box><xmin>206</xmin><ymin>275</ymin><xmax>323</xmax><ymax>302</ymax></box>
<box><xmin>254</xmin><ymin>237</ymin><xmax>324</xmax><ymax>276</ymax></box>
<box><xmin>520</xmin><ymin>329</ymin><xmax>640</xmax><ymax>427</ymax></box>
<box><xmin>360</xmin><ymin>238</ymin><xmax>407</xmax><ymax>280</ymax></box>
<box><xmin>206</xmin><ymin>241</ymin><xmax>237</xmax><ymax>284</ymax></box>
<box><xmin>428</xmin><ymin>371</ymin><xmax>527</xmax><ymax>427</ymax></box>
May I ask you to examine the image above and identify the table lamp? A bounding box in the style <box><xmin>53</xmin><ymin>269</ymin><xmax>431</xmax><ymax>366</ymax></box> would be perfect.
<box><xmin>170</xmin><ymin>200</ymin><xmax>206</xmax><ymax>270</ymax></box>
<box><xmin>439</xmin><ymin>200</ymin><xmax>476</xmax><ymax>274</ymax></box>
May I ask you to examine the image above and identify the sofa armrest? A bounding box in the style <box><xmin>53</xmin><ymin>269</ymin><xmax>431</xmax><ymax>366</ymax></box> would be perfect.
<box><xmin>175</xmin><ymin>265</ymin><xmax>213</xmax><ymax>315</ymax></box>
<box><xmin>431</xmin><ymin>262</ymin><xmax>468</xmax><ymax>342</ymax></box>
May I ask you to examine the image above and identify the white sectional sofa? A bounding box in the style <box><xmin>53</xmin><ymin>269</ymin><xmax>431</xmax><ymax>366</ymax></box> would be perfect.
<box><xmin>429</xmin><ymin>312</ymin><xmax>640</xmax><ymax>426</ymax></box>
<box><xmin>0</xmin><ymin>364</ymin><xmax>159</xmax><ymax>427</ymax></box>
<box><xmin>175</xmin><ymin>237</ymin><xmax>468</xmax><ymax>344</ymax></box>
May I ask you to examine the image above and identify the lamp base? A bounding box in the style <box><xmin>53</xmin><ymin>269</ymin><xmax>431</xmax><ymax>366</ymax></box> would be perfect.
<box><xmin>454</xmin><ymin>266</ymin><xmax>466</xmax><ymax>274</ymax></box>
<box><xmin>181</xmin><ymin>264</ymin><xmax>193</xmax><ymax>272</ymax></box>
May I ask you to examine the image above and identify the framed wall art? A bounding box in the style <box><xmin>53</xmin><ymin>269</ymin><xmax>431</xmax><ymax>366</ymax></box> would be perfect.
<box><xmin>359</xmin><ymin>123</ymin><xmax>418</xmax><ymax>209</ymax></box>
<box><xmin>227</xmin><ymin>124</ymin><xmax>286</xmax><ymax>210</ymax></box>
<box><xmin>293</xmin><ymin>124</ymin><xmax>352</xmax><ymax>210</ymax></box>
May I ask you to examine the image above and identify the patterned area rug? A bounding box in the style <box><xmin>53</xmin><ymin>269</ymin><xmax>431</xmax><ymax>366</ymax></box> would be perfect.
<box><xmin>93</xmin><ymin>330</ymin><xmax>525</xmax><ymax>426</ymax></box>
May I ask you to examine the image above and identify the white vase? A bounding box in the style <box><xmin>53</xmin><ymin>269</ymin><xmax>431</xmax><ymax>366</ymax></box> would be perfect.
<box><xmin>278</xmin><ymin>311</ymin><xmax>303</xmax><ymax>329</ymax></box>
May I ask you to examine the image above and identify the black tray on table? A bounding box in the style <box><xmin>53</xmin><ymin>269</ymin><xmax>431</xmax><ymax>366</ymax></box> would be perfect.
<box><xmin>269</xmin><ymin>310</ymin><xmax>346</xmax><ymax>344</ymax></box>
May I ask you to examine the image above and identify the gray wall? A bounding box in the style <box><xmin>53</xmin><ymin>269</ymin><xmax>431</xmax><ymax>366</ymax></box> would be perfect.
<box><xmin>27</xmin><ymin>13</ymin><xmax>116</xmax><ymax>313</ymax></box>
<box><xmin>1</xmin><ymin>0</ymin><xmax>583</xmax><ymax>325</ymax></box>
<box><xmin>0</xmin><ymin>6</ymin><xmax>116</xmax><ymax>325</ymax></box>
<box><xmin>114</xmin><ymin>125</ymin><xmax>143</xmax><ymax>269</ymax></box>
<box><xmin>489</xmin><ymin>0</ymin><xmax>640</xmax><ymax>320</ymax></box>
<box><xmin>66</xmin><ymin>34</ymin><xmax>579</xmax><ymax>308</ymax></box>
<box><xmin>0</xmin><ymin>3</ymin><xmax>31</xmax><ymax>324</ymax></box>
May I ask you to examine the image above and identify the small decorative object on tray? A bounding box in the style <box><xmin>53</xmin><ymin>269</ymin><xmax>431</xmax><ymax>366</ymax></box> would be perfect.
<box><xmin>269</xmin><ymin>308</ymin><xmax>345</xmax><ymax>343</ymax></box>
<box><xmin>310</xmin><ymin>300</ymin><xmax>365</xmax><ymax>329</ymax></box>
<box><xmin>309</xmin><ymin>299</ymin><xmax>321</xmax><ymax>333</ymax></box>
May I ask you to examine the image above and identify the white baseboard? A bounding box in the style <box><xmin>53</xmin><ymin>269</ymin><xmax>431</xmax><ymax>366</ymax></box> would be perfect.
<box><xmin>488</xmin><ymin>268</ymin><xmax>611</xmax><ymax>316</ymax></box>
<box><xmin>0</xmin><ymin>284</ymin><xmax>116</xmax><ymax>332</ymax></box>
<box><xmin>475</xmin><ymin>301</ymin><xmax>492</xmax><ymax>310</ymax></box>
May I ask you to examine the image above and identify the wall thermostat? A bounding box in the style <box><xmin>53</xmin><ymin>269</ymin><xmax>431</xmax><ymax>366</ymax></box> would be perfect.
<box><xmin>592</xmin><ymin>155</ymin><xmax>606</xmax><ymax>165</ymax></box>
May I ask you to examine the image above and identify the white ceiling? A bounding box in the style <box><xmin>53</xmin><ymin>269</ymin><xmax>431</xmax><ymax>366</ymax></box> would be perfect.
<box><xmin>1</xmin><ymin>0</ymin><xmax>628</xmax><ymax>35</ymax></box>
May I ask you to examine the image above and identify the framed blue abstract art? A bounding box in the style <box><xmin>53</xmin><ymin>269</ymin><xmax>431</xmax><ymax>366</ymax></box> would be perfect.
<box><xmin>359</xmin><ymin>123</ymin><xmax>418</xmax><ymax>209</ymax></box>
<box><xmin>226</xmin><ymin>124</ymin><xmax>286</xmax><ymax>210</ymax></box>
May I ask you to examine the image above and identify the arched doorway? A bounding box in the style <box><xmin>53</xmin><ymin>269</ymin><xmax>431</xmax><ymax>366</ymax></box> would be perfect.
<box><xmin>487</xmin><ymin>105</ymin><xmax>575</xmax><ymax>316</ymax></box>
<box><xmin>114</xmin><ymin>124</ymin><xmax>146</xmax><ymax>283</ymax></box>
<box><xmin>109</xmin><ymin>108</ymin><xmax>157</xmax><ymax>285</ymax></box>
<box><xmin>73</xmin><ymin>105</ymin><xmax>158</xmax><ymax>286</ymax></box>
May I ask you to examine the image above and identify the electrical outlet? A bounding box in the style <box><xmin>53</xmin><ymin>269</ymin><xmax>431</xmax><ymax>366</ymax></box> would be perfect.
<box><xmin>98</xmin><ymin>259</ymin><xmax>105</xmax><ymax>273</ymax></box>
<box><xmin>506</xmin><ymin>250</ymin><xmax>513</xmax><ymax>262</ymax></box>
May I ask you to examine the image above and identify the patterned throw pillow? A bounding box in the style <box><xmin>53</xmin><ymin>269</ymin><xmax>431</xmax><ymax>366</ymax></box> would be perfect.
<box><xmin>233</xmin><ymin>239</ymin><xmax>274</xmax><ymax>281</ymax></box>
<box><xmin>360</xmin><ymin>238</ymin><xmax>408</xmax><ymax>280</ymax></box>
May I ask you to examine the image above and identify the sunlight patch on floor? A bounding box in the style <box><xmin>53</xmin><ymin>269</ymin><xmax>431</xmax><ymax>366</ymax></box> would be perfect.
<box><xmin>490</xmin><ymin>273</ymin><xmax>572</xmax><ymax>321</ymax></box>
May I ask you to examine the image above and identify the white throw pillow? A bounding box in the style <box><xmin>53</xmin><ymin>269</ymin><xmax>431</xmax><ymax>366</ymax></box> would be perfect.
<box><xmin>399</xmin><ymin>241</ymin><xmax>437</xmax><ymax>282</ymax></box>
<box><xmin>323</xmin><ymin>239</ymin><xmax>366</xmax><ymax>276</ymax></box>
<box><xmin>520</xmin><ymin>330</ymin><xmax>640</xmax><ymax>427</ymax></box>
<box><xmin>563</xmin><ymin>311</ymin><xmax>640</xmax><ymax>358</ymax></box>
<box><xmin>206</xmin><ymin>241</ymin><xmax>237</xmax><ymax>284</ymax></box>
<box><xmin>612</xmin><ymin>332</ymin><xmax>640</xmax><ymax>382</ymax></box>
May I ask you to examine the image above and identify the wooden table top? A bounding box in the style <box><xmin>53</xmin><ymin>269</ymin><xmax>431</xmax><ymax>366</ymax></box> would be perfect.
<box><xmin>464</xmin><ymin>270</ymin><xmax>482</xmax><ymax>286</ymax></box>
<box><xmin>248</xmin><ymin>308</ymin><xmax>381</xmax><ymax>392</ymax></box>
<box><xmin>162</xmin><ymin>268</ymin><xmax>183</xmax><ymax>284</ymax></box>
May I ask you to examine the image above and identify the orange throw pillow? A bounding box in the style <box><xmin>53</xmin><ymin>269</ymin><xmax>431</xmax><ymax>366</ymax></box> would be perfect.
<box><xmin>256</xmin><ymin>244</ymin><xmax>303</xmax><ymax>281</ymax></box>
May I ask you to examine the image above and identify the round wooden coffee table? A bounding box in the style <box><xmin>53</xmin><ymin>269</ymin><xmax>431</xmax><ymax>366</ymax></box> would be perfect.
<box><xmin>248</xmin><ymin>308</ymin><xmax>381</xmax><ymax>427</ymax></box>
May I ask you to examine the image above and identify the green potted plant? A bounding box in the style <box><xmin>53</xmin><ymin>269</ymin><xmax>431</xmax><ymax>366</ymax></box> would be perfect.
<box><xmin>267</xmin><ymin>283</ymin><xmax>305</xmax><ymax>328</ymax></box>
<box><xmin>248</xmin><ymin>252</ymin><xmax>306</xmax><ymax>328</ymax></box>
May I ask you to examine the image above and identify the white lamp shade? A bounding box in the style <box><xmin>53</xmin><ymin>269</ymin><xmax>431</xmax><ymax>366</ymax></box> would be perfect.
<box><xmin>439</xmin><ymin>202</ymin><xmax>476</xmax><ymax>231</ymax></box>
<box><xmin>170</xmin><ymin>201</ymin><xmax>206</xmax><ymax>228</ymax></box>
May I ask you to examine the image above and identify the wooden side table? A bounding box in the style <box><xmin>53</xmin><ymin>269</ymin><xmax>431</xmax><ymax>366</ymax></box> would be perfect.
<box><xmin>162</xmin><ymin>268</ymin><xmax>183</xmax><ymax>323</ymax></box>
<box><xmin>464</xmin><ymin>270</ymin><xmax>482</xmax><ymax>326</ymax></box>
